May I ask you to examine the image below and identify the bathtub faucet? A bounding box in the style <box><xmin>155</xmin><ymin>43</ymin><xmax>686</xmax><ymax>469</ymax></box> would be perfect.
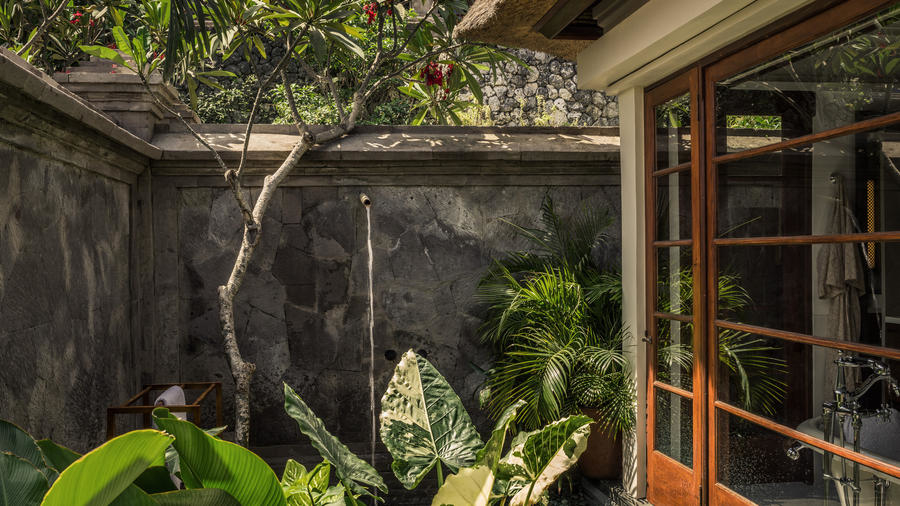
<box><xmin>835</xmin><ymin>355</ymin><xmax>890</xmax><ymax>375</ymax></box>
<box><xmin>833</xmin><ymin>356</ymin><xmax>900</xmax><ymax>405</ymax></box>
<box><xmin>786</xmin><ymin>441</ymin><xmax>807</xmax><ymax>460</ymax></box>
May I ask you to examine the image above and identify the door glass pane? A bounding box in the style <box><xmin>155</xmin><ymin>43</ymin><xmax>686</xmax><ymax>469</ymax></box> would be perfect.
<box><xmin>657</xmin><ymin>246</ymin><xmax>693</xmax><ymax>315</ymax></box>
<box><xmin>716</xmin><ymin>127</ymin><xmax>900</xmax><ymax>239</ymax></box>
<box><xmin>657</xmin><ymin>318</ymin><xmax>693</xmax><ymax>391</ymax></box>
<box><xmin>717</xmin><ymin>241</ymin><xmax>899</xmax><ymax>344</ymax></box>
<box><xmin>717</xmin><ymin>331</ymin><xmax>900</xmax><ymax>442</ymax></box>
<box><xmin>655</xmin><ymin>93</ymin><xmax>691</xmax><ymax>170</ymax></box>
<box><xmin>656</xmin><ymin>170</ymin><xmax>692</xmax><ymax>241</ymax></box>
<box><xmin>655</xmin><ymin>389</ymin><xmax>693</xmax><ymax>467</ymax></box>
<box><xmin>717</xmin><ymin>410</ymin><xmax>898</xmax><ymax>505</ymax></box>
<box><xmin>715</xmin><ymin>4</ymin><xmax>900</xmax><ymax>156</ymax></box>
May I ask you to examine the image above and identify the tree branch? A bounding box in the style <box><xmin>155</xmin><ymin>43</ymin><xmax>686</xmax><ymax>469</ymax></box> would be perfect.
<box><xmin>391</xmin><ymin>0</ymin><xmax>440</xmax><ymax>58</ymax></box>
<box><xmin>17</xmin><ymin>0</ymin><xmax>68</xmax><ymax>56</ymax></box>
<box><xmin>235</xmin><ymin>24</ymin><xmax>310</xmax><ymax>179</ymax></box>
<box><xmin>280</xmin><ymin>69</ymin><xmax>305</xmax><ymax>132</ymax></box>
<box><xmin>137</xmin><ymin>74</ymin><xmax>257</xmax><ymax>229</ymax></box>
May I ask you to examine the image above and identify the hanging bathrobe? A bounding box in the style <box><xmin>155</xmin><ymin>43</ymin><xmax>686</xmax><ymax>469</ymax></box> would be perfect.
<box><xmin>817</xmin><ymin>177</ymin><xmax>865</xmax><ymax>388</ymax></box>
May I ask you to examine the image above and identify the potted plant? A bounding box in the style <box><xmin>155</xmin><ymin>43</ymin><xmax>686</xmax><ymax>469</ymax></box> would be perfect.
<box><xmin>475</xmin><ymin>196</ymin><xmax>635</xmax><ymax>479</ymax></box>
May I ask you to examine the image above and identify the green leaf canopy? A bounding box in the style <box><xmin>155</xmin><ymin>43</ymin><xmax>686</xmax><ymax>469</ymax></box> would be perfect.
<box><xmin>152</xmin><ymin>408</ymin><xmax>286</xmax><ymax>506</ymax></box>
<box><xmin>380</xmin><ymin>350</ymin><xmax>483</xmax><ymax>489</ymax></box>
<box><xmin>283</xmin><ymin>383</ymin><xmax>387</xmax><ymax>498</ymax></box>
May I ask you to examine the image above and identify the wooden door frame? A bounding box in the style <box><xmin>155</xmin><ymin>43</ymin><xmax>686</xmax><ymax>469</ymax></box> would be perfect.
<box><xmin>644</xmin><ymin>1</ymin><xmax>900</xmax><ymax>504</ymax></box>
<box><xmin>644</xmin><ymin>67</ymin><xmax>706</xmax><ymax>506</ymax></box>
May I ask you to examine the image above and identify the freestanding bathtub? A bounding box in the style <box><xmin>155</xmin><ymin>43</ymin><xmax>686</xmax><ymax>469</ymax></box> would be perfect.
<box><xmin>796</xmin><ymin>409</ymin><xmax>900</xmax><ymax>505</ymax></box>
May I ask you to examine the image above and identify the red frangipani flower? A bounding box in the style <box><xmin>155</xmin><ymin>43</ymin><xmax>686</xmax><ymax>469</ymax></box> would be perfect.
<box><xmin>363</xmin><ymin>3</ymin><xmax>377</xmax><ymax>24</ymax></box>
<box><xmin>420</xmin><ymin>62</ymin><xmax>454</xmax><ymax>89</ymax></box>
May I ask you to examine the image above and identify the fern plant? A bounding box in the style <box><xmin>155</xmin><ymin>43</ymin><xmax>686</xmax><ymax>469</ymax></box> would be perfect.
<box><xmin>475</xmin><ymin>196</ymin><xmax>635</xmax><ymax>434</ymax></box>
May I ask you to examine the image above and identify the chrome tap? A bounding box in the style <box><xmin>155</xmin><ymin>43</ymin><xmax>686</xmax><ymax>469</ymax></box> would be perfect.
<box><xmin>786</xmin><ymin>441</ymin><xmax>807</xmax><ymax>460</ymax></box>
<box><xmin>833</xmin><ymin>356</ymin><xmax>899</xmax><ymax>405</ymax></box>
<box><xmin>835</xmin><ymin>355</ymin><xmax>890</xmax><ymax>376</ymax></box>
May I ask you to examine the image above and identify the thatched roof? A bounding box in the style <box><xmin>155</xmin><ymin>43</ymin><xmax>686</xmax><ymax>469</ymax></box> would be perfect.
<box><xmin>454</xmin><ymin>0</ymin><xmax>592</xmax><ymax>61</ymax></box>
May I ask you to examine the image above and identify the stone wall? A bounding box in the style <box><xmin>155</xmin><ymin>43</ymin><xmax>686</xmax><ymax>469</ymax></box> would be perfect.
<box><xmin>147</xmin><ymin>126</ymin><xmax>622</xmax><ymax>454</ymax></box>
<box><xmin>0</xmin><ymin>51</ymin><xmax>156</xmax><ymax>451</ymax></box>
<box><xmin>474</xmin><ymin>48</ymin><xmax>618</xmax><ymax>127</ymax></box>
<box><xmin>0</xmin><ymin>47</ymin><xmax>625</xmax><ymax>473</ymax></box>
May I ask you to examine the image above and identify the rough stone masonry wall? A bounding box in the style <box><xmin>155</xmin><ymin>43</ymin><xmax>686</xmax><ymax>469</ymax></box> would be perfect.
<box><xmin>470</xmin><ymin>48</ymin><xmax>618</xmax><ymax>127</ymax></box>
<box><xmin>150</xmin><ymin>162</ymin><xmax>622</xmax><ymax>450</ymax></box>
<box><xmin>0</xmin><ymin>72</ymin><xmax>150</xmax><ymax>452</ymax></box>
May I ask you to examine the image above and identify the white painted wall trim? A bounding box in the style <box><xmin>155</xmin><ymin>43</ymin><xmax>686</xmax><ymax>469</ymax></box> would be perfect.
<box><xmin>577</xmin><ymin>0</ymin><xmax>817</xmax><ymax>94</ymax></box>
<box><xmin>618</xmin><ymin>86</ymin><xmax>647</xmax><ymax>499</ymax></box>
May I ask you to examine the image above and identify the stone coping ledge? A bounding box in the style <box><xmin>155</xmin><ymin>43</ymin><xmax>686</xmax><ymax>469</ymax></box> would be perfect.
<box><xmin>152</xmin><ymin>124</ymin><xmax>620</xmax><ymax>164</ymax></box>
<box><xmin>0</xmin><ymin>49</ymin><xmax>161</xmax><ymax>160</ymax></box>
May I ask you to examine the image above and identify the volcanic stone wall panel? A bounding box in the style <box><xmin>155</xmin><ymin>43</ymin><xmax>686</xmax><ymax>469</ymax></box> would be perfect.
<box><xmin>0</xmin><ymin>87</ymin><xmax>149</xmax><ymax>452</ymax></box>
<box><xmin>153</xmin><ymin>172</ymin><xmax>621</xmax><ymax>447</ymax></box>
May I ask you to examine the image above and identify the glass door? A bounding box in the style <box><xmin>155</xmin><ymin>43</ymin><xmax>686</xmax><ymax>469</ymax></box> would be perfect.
<box><xmin>645</xmin><ymin>69</ymin><xmax>706</xmax><ymax>505</ymax></box>
<box><xmin>705</xmin><ymin>2</ymin><xmax>900</xmax><ymax>504</ymax></box>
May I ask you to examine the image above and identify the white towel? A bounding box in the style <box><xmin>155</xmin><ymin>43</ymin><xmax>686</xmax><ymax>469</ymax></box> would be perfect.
<box><xmin>153</xmin><ymin>386</ymin><xmax>187</xmax><ymax>421</ymax></box>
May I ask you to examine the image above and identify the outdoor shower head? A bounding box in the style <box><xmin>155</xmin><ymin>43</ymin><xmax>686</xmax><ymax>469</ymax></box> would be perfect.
<box><xmin>359</xmin><ymin>193</ymin><xmax>371</xmax><ymax>207</ymax></box>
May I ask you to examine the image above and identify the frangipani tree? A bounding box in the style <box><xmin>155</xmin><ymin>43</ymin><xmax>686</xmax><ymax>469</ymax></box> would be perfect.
<box><xmin>81</xmin><ymin>0</ymin><xmax>514</xmax><ymax>447</ymax></box>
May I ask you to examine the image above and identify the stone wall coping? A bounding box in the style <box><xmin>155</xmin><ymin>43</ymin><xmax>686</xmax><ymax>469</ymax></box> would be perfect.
<box><xmin>152</xmin><ymin>124</ymin><xmax>621</xmax><ymax>165</ymax></box>
<box><xmin>0</xmin><ymin>49</ymin><xmax>161</xmax><ymax>161</ymax></box>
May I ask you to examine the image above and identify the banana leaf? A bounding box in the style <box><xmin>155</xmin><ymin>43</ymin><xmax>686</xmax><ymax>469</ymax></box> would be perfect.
<box><xmin>0</xmin><ymin>452</ymin><xmax>48</xmax><ymax>506</ymax></box>
<box><xmin>150</xmin><ymin>488</ymin><xmax>240</xmax><ymax>505</ymax></box>
<box><xmin>41</xmin><ymin>429</ymin><xmax>174</xmax><ymax>506</ymax></box>
<box><xmin>0</xmin><ymin>420</ymin><xmax>53</xmax><ymax>482</ymax></box>
<box><xmin>152</xmin><ymin>408</ymin><xmax>286</xmax><ymax>506</ymax></box>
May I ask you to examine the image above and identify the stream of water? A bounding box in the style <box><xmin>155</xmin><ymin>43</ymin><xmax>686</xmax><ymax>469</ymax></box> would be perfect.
<box><xmin>362</xmin><ymin>196</ymin><xmax>376</xmax><ymax>476</ymax></box>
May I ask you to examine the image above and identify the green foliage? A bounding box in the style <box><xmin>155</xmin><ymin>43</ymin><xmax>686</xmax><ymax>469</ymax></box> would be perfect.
<box><xmin>725</xmin><ymin>115</ymin><xmax>782</xmax><ymax>130</ymax></box>
<box><xmin>380</xmin><ymin>350</ymin><xmax>484</xmax><ymax>489</ymax></box>
<box><xmin>271</xmin><ymin>83</ymin><xmax>341</xmax><ymax>124</ymax></box>
<box><xmin>496</xmin><ymin>415</ymin><xmax>592</xmax><ymax>506</ymax></box>
<box><xmin>0</xmin><ymin>350</ymin><xmax>584</xmax><ymax>506</ymax></box>
<box><xmin>43</xmin><ymin>430</ymin><xmax>174</xmax><ymax>506</ymax></box>
<box><xmin>152</xmin><ymin>408</ymin><xmax>286</xmax><ymax>505</ymax></box>
<box><xmin>0</xmin><ymin>420</ymin><xmax>54</xmax><ymax>483</ymax></box>
<box><xmin>476</xmin><ymin>195</ymin><xmax>636</xmax><ymax>434</ymax></box>
<box><xmin>0</xmin><ymin>0</ymin><xmax>111</xmax><ymax>72</ymax></box>
<box><xmin>280</xmin><ymin>459</ymin><xmax>344</xmax><ymax>505</ymax></box>
<box><xmin>431</xmin><ymin>465</ymin><xmax>493</xmax><ymax>506</ymax></box>
<box><xmin>655</xmin><ymin>264</ymin><xmax>788</xmax><ymax>416</ymax></box>
<box><xmin>0</xmin><ymin>452</ymin><xmax>48</xmax><ymax>506</ymax></box>
<box><xmin>189</xmin><ymin>75</ymin><xmax>275</xmax><ymax>123</ymax></box>
<box><xmin>283</xmin><ymin>383</ymin><xmax>387</xmax><ymax>502</ymax></box>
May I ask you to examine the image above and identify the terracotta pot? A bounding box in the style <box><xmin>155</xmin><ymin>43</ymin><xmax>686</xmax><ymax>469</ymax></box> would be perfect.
<box><xmin>578</xmin><ymin>407</ymin><xmax>623</xmax><ymax>480</ymax></box>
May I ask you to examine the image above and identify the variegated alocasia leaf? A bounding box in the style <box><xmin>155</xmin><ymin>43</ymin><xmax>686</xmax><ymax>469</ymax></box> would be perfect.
<box><xmin>381</xmin><ymin>350</ymin><xmax>483</xmax><ymax>489</ymax></box>
<box><xmin>430</xmin><ymin>465</ymin><xmax>493</xmax><ymax>506</ymax></box>
<box><xmin>499</xmin><ymin>415</ymin><xmax>592</xmax><ymax>506</ymax></box>
<box><xmin>283</xmin><ymin>384</ymin><xmax>387</xmax><ymax>499</ymax></box>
